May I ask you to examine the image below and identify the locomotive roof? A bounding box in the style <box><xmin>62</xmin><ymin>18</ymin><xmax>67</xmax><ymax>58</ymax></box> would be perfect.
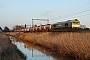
<box><xmin>52</xmin><ymin>19</ymin><xmax>80</xmax><ymax>25</ymax></box>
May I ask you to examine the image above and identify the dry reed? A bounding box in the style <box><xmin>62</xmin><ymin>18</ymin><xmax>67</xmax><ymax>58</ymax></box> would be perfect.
<box><xmin>11</xmin><ymin>32</ymin><xmax>90</xmax><ymax>60</ymax></box>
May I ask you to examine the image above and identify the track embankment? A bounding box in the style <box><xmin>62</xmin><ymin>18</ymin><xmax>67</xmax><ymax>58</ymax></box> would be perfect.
<box><xmin>0</xmin><ymin>33</ymin><xmax>26</xmax><ymax>60</ymax></box>
<box><xmin>7</xmin><ymin>32</ymin><xmax>90</xmax><ymax>60</ymax></box>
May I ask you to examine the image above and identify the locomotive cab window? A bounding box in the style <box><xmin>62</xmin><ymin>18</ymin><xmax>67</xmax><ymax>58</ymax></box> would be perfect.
<box><xmin>65</xmin><ymin>23</ymin><xmax>68</xmax><ymax>26</ymax></box>
<box><xmin>53</xmin><ymin>25</ymin><xmax>56</xmax><ymax>27</ymax></box>
<box><xmin>73</xmin><ymin>22</ymin><xmax>80</xmax><ymax>24</ymax></box>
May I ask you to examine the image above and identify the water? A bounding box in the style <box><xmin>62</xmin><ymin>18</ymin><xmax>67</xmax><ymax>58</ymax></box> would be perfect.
<box><xmin>10</xmin><ymin>36</ymin><xmax>75</xmax><ymax>60</ymax></box>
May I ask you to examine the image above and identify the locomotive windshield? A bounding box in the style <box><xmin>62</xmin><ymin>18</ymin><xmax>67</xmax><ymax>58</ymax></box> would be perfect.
<box><xmin>73</xmin><ymin>22</ymin><xmax>80</xmax><ymax>24</ymax></box>
<box><xmin>72</xmin><ymin>19</ymin><xmax>80</xmax><ymax>24</ymax></box>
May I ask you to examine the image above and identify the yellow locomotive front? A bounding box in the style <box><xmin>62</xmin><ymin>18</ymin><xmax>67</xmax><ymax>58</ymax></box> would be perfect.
<box><xmin>70</xmin><ymin>19</ymin><xmax>80</xmax><ymax>28</ymax></box>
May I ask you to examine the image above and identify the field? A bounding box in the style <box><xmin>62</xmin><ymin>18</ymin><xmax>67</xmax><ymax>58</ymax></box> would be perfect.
<box><xmin>8</xmin><ymin>32</ymin><xmax>90</xmax><ymax>60</ymax></box>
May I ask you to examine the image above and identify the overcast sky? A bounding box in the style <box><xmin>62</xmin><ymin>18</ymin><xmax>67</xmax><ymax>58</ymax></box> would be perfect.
<box><xmin>0</xmin><ymin>0</ymin><xmax>90</xmax><ymax>29</ymax></box>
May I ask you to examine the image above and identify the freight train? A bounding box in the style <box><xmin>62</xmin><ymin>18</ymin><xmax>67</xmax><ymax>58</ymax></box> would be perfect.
<box><xmin>14</xmin><ymin>19</ymin><xmax>89</xmax><ymax>32</ymax></box>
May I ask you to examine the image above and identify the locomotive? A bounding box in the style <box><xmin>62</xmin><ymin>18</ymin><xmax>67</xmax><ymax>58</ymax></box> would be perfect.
<box><xmin>51</xmin><ymin>19</ymin><xmax>80</xmax><ymax>32</ymax></box>
<box><xmin>14</xmin><ymin>19</ymin><xmax>89</xmax><ymax>32</ymax></box>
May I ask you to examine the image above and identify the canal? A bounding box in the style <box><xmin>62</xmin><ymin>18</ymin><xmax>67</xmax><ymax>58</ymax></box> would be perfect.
<box><xmin>9</xmin><ymin>36</ymin><xmax>75</xmax><ymax>60</ymax></box>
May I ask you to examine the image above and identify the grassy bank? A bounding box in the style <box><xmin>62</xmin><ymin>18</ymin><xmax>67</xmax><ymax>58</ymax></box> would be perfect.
<box><xmin>0</xmin><ymin>33</ymin><xmax>26</xmax><ymax>60</ymax></box>
<box><xmin>8</xmin><ymin>32</ymin><xmax>90</xmax><ymax>60</ymax></box>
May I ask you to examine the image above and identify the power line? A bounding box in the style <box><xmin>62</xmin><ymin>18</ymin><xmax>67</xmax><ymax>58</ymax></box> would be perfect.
<box><xmin>56</xmin><ymin>9</ymin><xmax>90</xmax><ymax>19</ymax></box>
<box><xmin>49</xmin><ymin>11</ymin><xmax>90</xmax><ymax>21</ymax></box>
<box><xmin>47</xmin><ymin>0</ymin><xmax>90</xmax><ymax>20</ymax></box>
<box><xmin>51</xmin><ymin>1</ymin><xmax>90</xmax><ymax>19</ymax></box>
<box><xmin>65</xmin><ymin>14</ymin><xmax>90</xmax><ymax>20</ymax></box>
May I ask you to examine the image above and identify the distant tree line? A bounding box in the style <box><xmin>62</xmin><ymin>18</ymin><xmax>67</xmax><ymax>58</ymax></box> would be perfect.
<box><xmin>0</xmin><ymin>27</ymin><xmax>2</xmax><ymax>31</ymax></box>
<box><xmin>13</xmin><ymin>25</ymin><xmax>25</xmax><ymax>30</ymax></box>
<box><xmin>0</xmin><ymin>25</ymin><xmax>25</xmax><ymax>32</ymax></box>
<box><xmin>0</xmin><ymin>26</ymin><xmax>10</xmax><ymax>32</ymax></box>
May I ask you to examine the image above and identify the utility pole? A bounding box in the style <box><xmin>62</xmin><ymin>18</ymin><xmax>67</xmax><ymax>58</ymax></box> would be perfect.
<box><xmin>23</xmin><ymin>24</ymin><xmax>31</xmax><ymax>29</ymax></box>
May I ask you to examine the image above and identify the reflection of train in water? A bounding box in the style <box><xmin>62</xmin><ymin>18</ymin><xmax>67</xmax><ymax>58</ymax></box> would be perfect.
<box><xmin>14</xmin><ymin>19</ymin><xmax>89</xmax><ymax>32</ymax></box>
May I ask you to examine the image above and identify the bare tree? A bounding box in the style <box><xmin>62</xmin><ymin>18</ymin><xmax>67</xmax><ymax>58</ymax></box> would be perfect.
<box><xmin>3</xmin><ymin>26</ymin><xmax>10</xmax><ymax>32</ymax></box>
<box><xmin>13</xmin><ymin>25</ymin><xmax>25</xmax><ymax>30</ymax></box>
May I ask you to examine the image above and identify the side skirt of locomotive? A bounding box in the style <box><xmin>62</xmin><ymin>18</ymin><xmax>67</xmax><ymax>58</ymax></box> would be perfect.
<box><xmin>50</xmin><ymin>27</ymin><xmax>90</xmax><ymax>32</ymax></box>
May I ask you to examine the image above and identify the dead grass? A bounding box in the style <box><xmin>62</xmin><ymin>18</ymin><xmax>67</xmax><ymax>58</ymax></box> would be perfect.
<box><xmin>11</xmin><ymin>32</ymin><xmax>90</xmax><ymax>60</ymax></box>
